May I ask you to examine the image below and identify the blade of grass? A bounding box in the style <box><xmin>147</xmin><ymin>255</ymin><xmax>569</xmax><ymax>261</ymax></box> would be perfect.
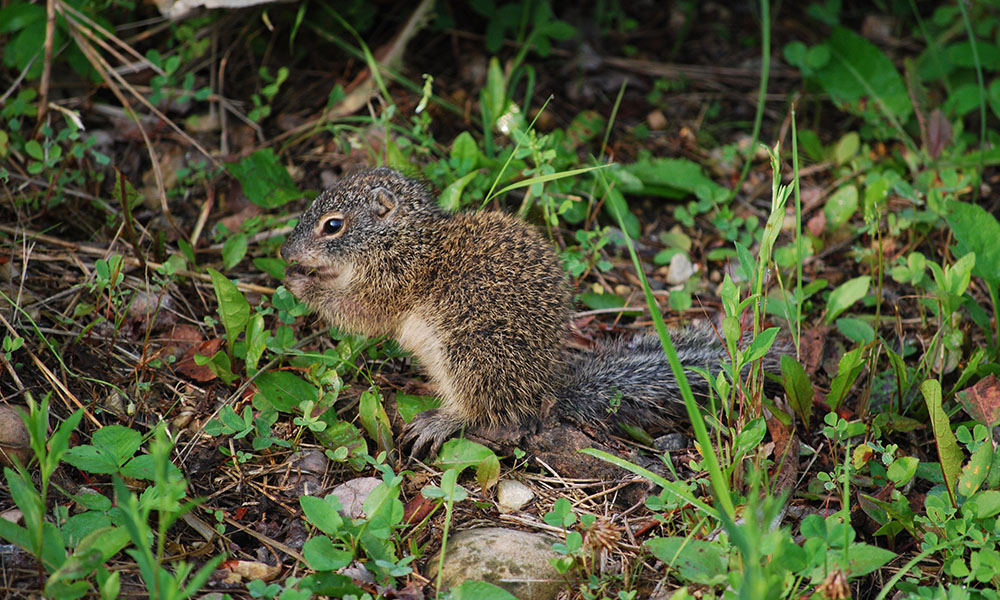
<box><xmin>728</xmin><ymin>0</ymin><xmax>771</xmax><ymax>202</ymax></box>
<box><xmin>597</xmin><ymin>171</ymin><xmax>736</xmax><ymax>521</ymax></box>
<box><xmin>957</xmin><ymin>1</ymin><xmax>986</xmax><ymax>200</ymax></box>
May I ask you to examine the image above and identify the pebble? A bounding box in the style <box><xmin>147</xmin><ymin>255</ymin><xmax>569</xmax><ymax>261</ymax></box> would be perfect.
<box><xmin>496</xmin><ymin>479</ymin><xmax>534</xmax><ymax>512</ymax></box>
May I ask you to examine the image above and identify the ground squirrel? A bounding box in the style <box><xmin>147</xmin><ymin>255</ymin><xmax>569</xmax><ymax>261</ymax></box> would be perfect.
<box><xmin>281</xmin><ymin>167</ymin><xmax>778</xmax><ymax>455</ymax></box>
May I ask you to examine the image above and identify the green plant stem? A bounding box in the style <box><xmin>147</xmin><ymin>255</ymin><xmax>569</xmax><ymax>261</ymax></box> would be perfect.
<box><xmin>957</xmin><ymin>0</ymin><xmax>986</xmax><ymax>200</ymax></box>
<box><xmin>791</xmin><ymin>106</ymin><xmax>802</xmax><ymax>357</ymax></box>
<box><xmin>873</xmin><ymin>545</ymin><xmax>942</xmax><ymax>600</ymax></box>
<box><xmin>600</xmin><ymin>172</ymin><xmax>736</xmax><ymax>521</ymax></box>
<box><xmin>434</xmin><ymin>494</ymin><xmax>455</xmax><ymax>599</ymax></box>
<box><xmin>729</xmin><ymin>0</ymin><xmax>770</xmax><ymax>202</ymax></box>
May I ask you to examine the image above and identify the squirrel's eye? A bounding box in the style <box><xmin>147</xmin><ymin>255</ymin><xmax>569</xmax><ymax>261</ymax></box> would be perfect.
<box><xmin>322</xmin><ymin>217</ymin><xmax>344</xmax><ymax>235</ymax></box>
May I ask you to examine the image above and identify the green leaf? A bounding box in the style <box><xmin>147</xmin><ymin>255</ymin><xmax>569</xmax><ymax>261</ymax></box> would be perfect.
<box><xmin>221</xmin><ymin>233</ymin><xmax>248</xmax><ymax>270</ymax></box>
<box><xmin>438</xmin><ymin>171</ymin><xmax>479</xmax><ymax>211</ymax></box>
<box><xmin>303</xmin><ymin>536</ymin><xmax>353</xmax><ymax>571</ymax></box>
<box><xmin>300</xmin><ymin>495</ymin><xmax>345</xmax><ymax>536</ymax></box>
<box><xmin>24</xmin><ymin>139</ymin><xmax>44</xmax><ymax>160</ymax></box>
<box><xmin>449</xmin><ymin>132</ymin><xmax>482</xmax><ymax>170</ymax></box>
<box><xmin>253</xmin><ymin>257</ymin><xmax>286</xmax><ymax>281</ymax></box>
<box><xmin>358</xmin><ymin>389</ymin><xmax>393</xmax><ymax>454</ymax></box>
<box><xmin>831</xmin><ymin>132</ymin><xmax>859</xmax><ymax>165</ymax></box>
<box><xmin>450</xmin><ymin>580</ymin><xmax>518</xmax><ymax>600</ymax></box>
<box><xmin>437</xmin><ymin>438</ymin><xmax>496</xmax><ymax>475</ymax></box>
<box><xmin>63</xmin><ymin>425</ymin><xmax>141</xmax><ymax>474</ymax></box>
<box><xmin>244</xmin><ymin>313</ymin><xmax>266</xmax><ymax>375</ymax></box>
<box><xmin>923</xmin><ymin>379</ymin><xmax>963</xmax><ymax>506</ymax></box>
<box><xmin>842</xmin><ymin>543</ymin><xmax>896</xmax><ymax>577</ymax></box>
<box><xmin>826</xmin><ymin>275</ymin><xmax>870</xmax><ymax>324</ymax></box>
<box><xmin>742</xmin><ymin>327</ymin><xmax>778</xmax><ymax>363</ymax></box>
<box><xmin>827</xmin><ymin>346</ymin><xmax>865</xmax><ymax>410</ymax></box>
<box><xmin>645</xmin><ymin>537</ymin><xmax>728</xmax><ymax>585</ymax></box>
<box><xmin>623</xmin><ymin>156</ymin><xmax>728</xmax><ymax>202</ymax></box>
<box><xmin>947</xmin><ymin>201</ymin><xmax>1000</xmax><ymax>286</ymax></box>
<box><xmin>482</xmin><ymin>57</ymin><xmax>505</xmax><ymax>126</ymax></box>
<box><xmin>823</xmin><ymin>185</ymin><xmax>858</xmax><ymax>229</ymax></box>
<box><xmin>395</xmin><ymin>394</ymin><xmax>439</xmax><ymax>424</ymax></box>
<box><xmin>957</xmin><ymin>442</ymin><xmax>992</xmax><ymax>498</ymax></box>
<box><xmin>0</xmin><ymin>3</ymin><xmax>45</xmax><ymax>33</ymax></box>
<box><xmin>836</xmin><ymin>317</ymin><xmax>874</xmax><ymax>345</ymax></box>
<box><xmin>887</xmin><ymin>456</ymin><xmax>919</xmax><ymax>487</ymax></box>
<box><xmin>254</xmin><ymin>371</ymin><xmax>317</xmax><ymax>412</ymax></box>
<box><xmin>224</xmin><ymin>148</ymin><xmax>305</xmax><ymax>208</ymax></box>
<box><xmin>967</xmin><ymin>490</ymin><xmax>1000</xmax><ymax>519</ymax></box>
<box><xmin>207</xmin><ymin>268</ymin><xmax>250</xmax><ymax>356</ymax></box>
<box><xmin>812</xmin><ymin>27</ymin><xmax>913</xmax><ymax>125</ymax></box>
<box><xmin>781</xmin><ymin>355</ymin><xmax>813</xmax><ymax>428</ymax></box>
<box><xmin>475</xmin><ymin>453</ymin><xmax>500</xmax><ymax>493</ymax></box>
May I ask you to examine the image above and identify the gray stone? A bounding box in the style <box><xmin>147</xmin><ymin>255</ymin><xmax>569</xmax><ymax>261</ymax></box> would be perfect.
<box><xmin>330</xmin><ymin>477</ymin><xmax>381</xmax><ymax>519</ymax></box>
<box><xmin>427</xmin><ymin>527</ymin><xmax>563</xmax><ymax>600</ymax></box>
<box><xmin>496</xmin><ymin>479</ymin><xmax>534</xmax><ymax>512</ymax></box>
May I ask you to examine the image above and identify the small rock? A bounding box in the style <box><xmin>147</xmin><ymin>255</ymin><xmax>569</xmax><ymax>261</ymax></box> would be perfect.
<box><xmin>427</xmin><ymin>527</ymin><xmax>562</xmax><ymax>600</ymax></box>
<box><xmin>330</xmin><ymin>477</ymin><xmax>381</xmax><ymax>519</ymax></box>
<box><xmin>0</xmin><ymin>405</ymin><xmax>31</xmax><ymax>467</ymax></box>
<box><xmin>288</xmin><ymin>449</ymin><xmax>330</xmax><ymax>498</ymax></box>
<box><xmin>496</xmin><ymin>479</ymin><xmax>534</xmax><ymax>512</ymax></box>
<box><xmin>647</xmin><ymin>110</ymin><xmax>667</xmax><ymax>130</ymax></box>
<box><xmin>666</xmin><ymin>253</ymin><xmax>695</xmax><ymax>285</ymax></box>
<box><xmin>654</xmin><ymin>433</ymin><xmax>687</xmax><ymax>453</ymax></box>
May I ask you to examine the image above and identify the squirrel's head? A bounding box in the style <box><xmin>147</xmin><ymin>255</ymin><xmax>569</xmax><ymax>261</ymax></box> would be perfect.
<box><xmin>280</xmin><ymin>168</ymin><xmax>440</xmax><ymax>299</ymax></box>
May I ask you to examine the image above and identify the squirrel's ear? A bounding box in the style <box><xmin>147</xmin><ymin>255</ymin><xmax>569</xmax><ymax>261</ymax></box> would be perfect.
<box><xmin>371</xmin><ymin>187</ymin><xmax>398</xmax><ymax>219</ymax></box>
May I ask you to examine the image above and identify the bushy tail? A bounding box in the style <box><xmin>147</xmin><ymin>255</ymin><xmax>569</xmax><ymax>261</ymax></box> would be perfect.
<box><xmin>554</xmin><ymin>326</ymin><xmax>785</xmax><ymax>432</ymax></box>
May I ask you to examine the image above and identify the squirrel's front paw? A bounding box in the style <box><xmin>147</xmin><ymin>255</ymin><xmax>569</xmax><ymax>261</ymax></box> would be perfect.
<box><xmin>401</xmin><ymin>409</ymin><xmax>463</xmax><ymax>458</ymax></box>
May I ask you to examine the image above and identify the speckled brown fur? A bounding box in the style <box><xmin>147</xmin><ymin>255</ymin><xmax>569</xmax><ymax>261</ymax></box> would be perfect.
<box><xmin>281</xmin><ymin>168</ymin><xmax>571</xmax><ymax>454</ymax></box>
<box><xmin>281</xmin><ymin>168</ymin><xmax>783</xmax><ymax>455</ymax></box>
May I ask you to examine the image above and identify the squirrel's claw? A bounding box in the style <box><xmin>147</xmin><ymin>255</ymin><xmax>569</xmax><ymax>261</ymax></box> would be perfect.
<box><xmin>401</xmin><ymin>409</ymin><xmax>463</xmax><ymax>459</ymax></box>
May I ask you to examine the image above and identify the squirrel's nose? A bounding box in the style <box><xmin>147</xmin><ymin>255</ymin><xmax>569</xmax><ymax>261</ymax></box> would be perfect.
<box><xmin>279</xmin><ymin>239</ymin><xmax>296</xmax><ymax>263</ymax></box>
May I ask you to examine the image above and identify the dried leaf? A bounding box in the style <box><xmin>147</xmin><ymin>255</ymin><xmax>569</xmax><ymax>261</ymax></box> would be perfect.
<box><xmin>958</xmin><ymin>375</ymin><xmax>1000</xmax><ymax>428</ymax></box>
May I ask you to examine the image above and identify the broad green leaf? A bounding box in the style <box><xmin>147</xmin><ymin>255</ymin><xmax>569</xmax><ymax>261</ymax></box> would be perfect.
<box><xmin>826</xmin><ymin>276</ymin><xmax>870</xmax><ymax>324</ymax></box>
<box><xmin>303</xmin><ymin>536</ymin><xmax>353</xmax><ymax>571</ymax></box>
<box><xmin>836</xmin><ymin>317</ymin><xmax>875</xmax><ymax>345</ymax></box>
<box><xmin>222</xmin><ymin>233</ymin><xmax>248</xmax><ymax>270</ymax></box>
<box><xmin>475</xmin><ymin>453</ymin><xmax>500</xmax><ymax>493</ymax></box>
<box><xmin>781</xmin><ymin>355</ymin><xmax>813</xmax><ymax>428</ymax></box>
<box><xmin>841</xmin><ymin>543</ymin><xmax>896</xmax><ymax>577</ymax></box>
<box><xmin>207</xmin><ymin>268</ymin><xmax>250</xmax><ymax>356</ymax></box>
<box><xmin>827</xmin><ymin>347</ymin><xmax>865</xmax><ymax>410</ymax></box>
<box><xmin>438</xmin><ymin>171</ymin><xmax>479</xmax><ymax>211</ymax></box>
<box><xmin>967</xmin><ymin>490</ymin><xmax>1000</xmax><ymax>519</ymax></box>
<box><xmin>450</xmin><ymin>580</ymin><xmax>518</xmax><ymax>600</ymax></box>
<box><xmin>887</xmin><ymin>456</ymin><xmax>919</xmax><ymax>487</ymax></box>
<box><xmin>645</xmin><ymin>537</ymin><xmax>728</xmax><ymax>585</ymax></box>
<box><xmin>254</xmin><ymin>370</ymin><xmax>317</xmax><ymax>412</ymax></box>
<box><xmin>623</xmin><ymin>156</ymin><xmax>728</xmax><ymax>202</ymax></box>
<box><xmin>437</xmin><ymin>439</ymin><xmax>496</xmax><ymax>475</ymax></box>
<box><xmin>742</xmin><ymin>327</ymin><xmax>778</xmax><ymax>363</ymax></box>
<box><xmin>923</xmin><ymin>379</ymin><xmax>963</xmax><ymax>506</ymax></box>
<box><xmin>244</xmin><ymin>313</ymin><xmax>266</xmax><ymax>375</ymax></box>
<box><xmin>300</xmin><ymin>495</ymin><xmax>345</xmax><ymax>536</ymax></box>
<box><xmin>224</xmin><ymin>148</ymin><xmax>305</xmax><ymax>208</ymax></box>
<box><xmin>957</xmin><ymin>442</ymin><xmax>992</xmax><ymax>498</ymax></box>
<box><xmin>395</xmin><ymin>394</ymin><xmax>440</xmax><ymax>424</ymax></box>
<box><xmin>823</xmin><ymin>185</ymin><xmax>858</xmax><ymax>229</ymax></box>
<box><xmin>831</xmin><ymin>132</ymin><xmax>859</xmax><ymax>165</ymax></box>
<box><xmin>812</xmin><ymin>27</ymin><xmax>913</xmax><ymax>125</ymax></box>
<box><xmin>947</xmin><ymin>201</ymin><xmax>1000</xmax><ymax>286</ymax></box>
<box><xmin>358</xmin><ymin>389</ymin><xmax>393</xmax><ymax>454</ymax></box>
<box><xmin>253</xmin><ymin>257</ymin><xmax>286</xmax><ymax>281</ymax></box>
